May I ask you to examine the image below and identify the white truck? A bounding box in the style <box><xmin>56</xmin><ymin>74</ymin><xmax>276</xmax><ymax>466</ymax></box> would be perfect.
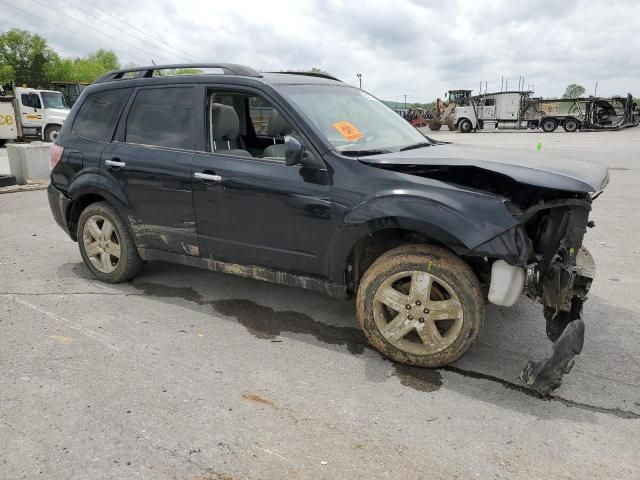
<box><xmin>0</xmin><ymin>86</ymin><xmax>70</xmax><ymax>146</ymax></box>
<box><xmin>451</xmin><ymin>90</ymin><xmax>561</xmax><ymax>133</ymax></box>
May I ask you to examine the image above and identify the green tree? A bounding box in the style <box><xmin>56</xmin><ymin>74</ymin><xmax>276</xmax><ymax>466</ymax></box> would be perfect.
<box><xmin>47</xmin><ymin>48</ymin><xmax>120</xmax><ymax>83</ymax></box>
<box><xmin>308</xmin><ymin>67</ymin><xmax>330</xmax><ymax>75</ymax></box>
<box><xmin>0</xmin><ymin>28</ymin><xmax>58</xmax><ymax>88</ymax></box>
<box><xmin>562</xmin><ymin>84</ymin><xmax>586</xmax><ymax>99</ymax></box>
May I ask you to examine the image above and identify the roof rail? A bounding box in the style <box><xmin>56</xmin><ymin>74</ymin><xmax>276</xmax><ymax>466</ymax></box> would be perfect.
<box><xmin>267</xmin><ymin>71</ymin><xmax>342</xmax><ymax>82</ymax></box>
<box><xmin>94</xmin><ymin>63</ymin><xmax>262</xmax><ymax>83</ymax></box>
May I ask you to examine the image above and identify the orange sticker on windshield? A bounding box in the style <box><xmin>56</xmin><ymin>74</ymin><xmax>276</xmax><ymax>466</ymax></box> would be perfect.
<box><xmin>333</xmin><ymin>121</ymin><xmax>363</xmax><ymax>141</ymax></box>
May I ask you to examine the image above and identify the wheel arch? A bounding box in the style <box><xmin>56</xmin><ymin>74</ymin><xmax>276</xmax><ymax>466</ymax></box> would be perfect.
<box><xmin>339</xmin><ymin>225</ymin><xmax>458</xmax><ymax>295</ymax></box>
<box><xmin>329</xmin><ymin>193</ymin><xmax>520</xmax><ymax>291</ymax></box>
<box><xmin>66</xmin><ymin>173</ymin><xmax>130</xmax><ymax>241</ymax></box>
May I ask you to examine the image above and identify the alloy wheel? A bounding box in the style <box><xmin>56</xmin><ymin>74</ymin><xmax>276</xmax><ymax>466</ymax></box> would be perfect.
<box><xmin>82</xmin><ymin>215</ymin><xmax>121</xmax><ymax>273</ymax></box>
<box><xmin>373</xmin><ymin>270</ymin><xmax>464</xmax><ymax>355</ymax></box>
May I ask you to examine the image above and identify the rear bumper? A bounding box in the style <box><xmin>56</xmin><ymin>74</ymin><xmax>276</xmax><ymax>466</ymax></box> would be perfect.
<box><xmin>47</xmin><ymin>183</ymin><xmax>73</xmax><ymax>238</ymax></box>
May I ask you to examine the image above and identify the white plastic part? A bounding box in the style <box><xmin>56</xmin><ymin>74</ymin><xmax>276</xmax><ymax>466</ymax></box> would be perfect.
<box><xmin>488</xmin><ymin>260</ymin><xmax>526</xmax><ymax>307</ymax></box>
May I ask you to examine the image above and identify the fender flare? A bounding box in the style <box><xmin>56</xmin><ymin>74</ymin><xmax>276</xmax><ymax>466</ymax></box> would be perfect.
<box><xmin>328</xmin><ymin>192</ymin><xmax>519</xmax><ymax>283</ymax></box>
<box><xmin>65</xmin><ymin>170</ymin><xmax>131</xmax><ymax>239</ymax></box>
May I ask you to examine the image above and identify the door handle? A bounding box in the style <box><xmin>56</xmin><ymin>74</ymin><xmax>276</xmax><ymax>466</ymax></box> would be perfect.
<box><xmin>194</xmin><ymin>172</ymin><xmax>222</xmax><ymax>182</ymax></box>
<box><xmin>105</xmin><ymin>159</ymin><xmax>126</xmax><ymax>168</ymax></box>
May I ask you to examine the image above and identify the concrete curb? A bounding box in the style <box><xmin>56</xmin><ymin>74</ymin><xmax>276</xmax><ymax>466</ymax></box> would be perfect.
<box><xmin>0</xmin><ymin>180</ymin><xmax>49</xmax><ymax>194</ymax></box>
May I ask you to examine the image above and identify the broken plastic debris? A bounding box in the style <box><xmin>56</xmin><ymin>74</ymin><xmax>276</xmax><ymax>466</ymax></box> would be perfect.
<box><xmin>520</xmin><ymin>319</ymin><xmax>585</xmax><ymax>395</ymax></box>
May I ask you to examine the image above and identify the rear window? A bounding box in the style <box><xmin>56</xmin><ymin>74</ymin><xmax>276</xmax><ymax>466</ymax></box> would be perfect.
<box><xmin>125</xmin><ymin>87</ymin><xmax>194</xmax><ymax>149</ymax></box>
<box><xmin>72</xmin><ymin>88</ymin><xmax>131</xmax><ymax>142</ymax></box>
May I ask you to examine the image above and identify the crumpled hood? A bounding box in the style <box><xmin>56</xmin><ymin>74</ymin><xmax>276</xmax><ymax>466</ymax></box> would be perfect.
<box><xmin>360</xmin><ymin>143</ymin><xmax>610</xmax><ymax>193</ymax></box>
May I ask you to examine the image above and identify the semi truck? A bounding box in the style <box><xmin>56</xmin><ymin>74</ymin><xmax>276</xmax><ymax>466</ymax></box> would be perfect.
<box><xmin>452</xmin><ymin>90</ymin><xmax>640</xmax><ymax>133</ymax></box>
<box><xmin>0</xmin><ymin>85</ymin><xmax>70</xmax><ymax>146</ymax></box>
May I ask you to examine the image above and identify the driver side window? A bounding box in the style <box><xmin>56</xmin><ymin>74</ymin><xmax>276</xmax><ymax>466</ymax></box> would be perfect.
<box><xmin>21</xmin><ymin>93</ymin><xmax>42</xmax><ymax>109</ymax></box>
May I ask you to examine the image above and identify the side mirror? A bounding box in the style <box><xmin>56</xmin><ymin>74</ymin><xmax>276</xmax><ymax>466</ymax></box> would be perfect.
<box><xmin>284</xmin><ymin>135</ymin><xmax>324</xmax><ymax>169</ymax></box>
<box><xmin>284</xmin><ymin>135</ymin><xmax>304</xmax><ymax>166</ymax></box>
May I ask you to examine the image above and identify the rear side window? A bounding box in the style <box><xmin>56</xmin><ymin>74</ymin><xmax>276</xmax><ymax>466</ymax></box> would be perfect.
<box><xmin>73</xmin><ymin>88</ymin><xmax>131</xmax><ymax>142</ymax></box>
<box><xmin>125</xmin><ymin>87</ymin><xmax>194</xmax><ymax>149</ymax></box>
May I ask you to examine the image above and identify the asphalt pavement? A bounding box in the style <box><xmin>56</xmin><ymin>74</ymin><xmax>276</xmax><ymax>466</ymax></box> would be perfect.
<box><xmin>1</xmin><ymin>130</ymin><xmax>639</xmax><ymax>479</ymax></box>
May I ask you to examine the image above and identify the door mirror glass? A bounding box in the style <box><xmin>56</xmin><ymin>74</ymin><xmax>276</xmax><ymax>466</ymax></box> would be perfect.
<box><xmin>284</xmin><ymin>135</ymin><xmax>304</xmax><ymax>166</ymax></box>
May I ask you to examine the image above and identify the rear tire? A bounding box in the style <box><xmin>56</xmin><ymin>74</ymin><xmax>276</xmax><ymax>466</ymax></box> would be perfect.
<box><xmin>77</xmin><ymin>201</ymin><xmax>144</xmax><ymax>283</ymax></box>
<box><xmin>356</xmin><ymin>244</ymin><xmax>484</xmax><ymax>367</ymax></box>
<box><xmin>541</xmin><ymin>118</ymin><xmax>558</xmax><ymax>132</ymax></box>
<box><xmin>427</xmin><ymin>120</ymin><xmax>442</xmax><ymax>131</ymax></box>
<box><xmin>562</xmin><ymin>118</ymin><xmax>580</xmax><ymax>132</ymax></box>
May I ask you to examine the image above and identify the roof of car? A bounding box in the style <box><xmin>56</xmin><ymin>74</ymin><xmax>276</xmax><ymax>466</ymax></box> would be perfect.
<box><xmin>94</xmin><ymin>63</ymin><xmax>344</xmax><ymax>87</ymax></box>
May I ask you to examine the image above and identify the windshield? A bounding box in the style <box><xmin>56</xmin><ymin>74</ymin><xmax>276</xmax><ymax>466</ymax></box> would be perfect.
<box><xmin>282</xmin><ymin>85</ymin><xmax>430</xmax><ymax>154</ymax></box>
<box><xmin>41</xmin><ymin>92</ymin><xmax>68</xmax><ymax>109</ymax></box>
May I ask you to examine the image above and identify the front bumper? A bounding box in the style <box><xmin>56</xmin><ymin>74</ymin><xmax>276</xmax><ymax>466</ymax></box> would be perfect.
<box><xmin>47</xmin><ymin>183</ymin><xmax>72</xmax><ymax>238</ymax></box>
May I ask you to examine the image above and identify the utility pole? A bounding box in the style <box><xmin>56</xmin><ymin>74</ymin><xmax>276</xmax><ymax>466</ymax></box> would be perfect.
<box><xmin>403</xmin><ymin>94</ymin><xmax>408</xmax><ymax>108</ymax></box>
<box><xmin>356</xmin><ymin>73</ymin><xmax>362</xmax><ymax>89</ymax></box>
<box><xmin>594</xmin><ymin>81</ymin><xmax>598</xmax><ymax>96</ymax></box>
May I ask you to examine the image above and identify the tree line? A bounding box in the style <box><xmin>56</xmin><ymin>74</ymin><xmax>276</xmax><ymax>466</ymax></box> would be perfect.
<box><xmin>0</xmin><ymin>28</ymin><xmax>120</xmax><ymax>88</ymax></box>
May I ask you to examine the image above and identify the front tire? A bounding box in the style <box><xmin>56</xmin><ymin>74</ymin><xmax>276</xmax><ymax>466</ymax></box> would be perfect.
<box><xmin>77</xmin><ymin>201</ymin><xmax>144</xmax><ymax>283</ymax></box>
<box><xmin>356</xmin><ymin>244</ymin><xmax>484</xmax><ymax>367</ymax></box>
<box><xmin>427</xmin><ymin>120</ymin><xmax>442</xmax><ymax>131</ymax></box>
<box><xmin>459</xmin><ymin>118</ymin><xmax>473</xmax><ymax>133</ymax></box>
<box><xmin>44</xmin><ymin>124</ymin><xmax>61</xmax><ymax>142</ymax></box>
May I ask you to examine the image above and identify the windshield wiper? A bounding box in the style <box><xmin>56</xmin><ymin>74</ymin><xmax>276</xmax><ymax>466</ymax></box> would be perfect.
<box><xmin>340</xmin><ymin>149</ymin><xmax>391</xmax><ymax>157</ymax></box>
<box><xmin>399</xmin><ymin>142</ymin><xmax>432</xmax><ymax>151</ymax></box>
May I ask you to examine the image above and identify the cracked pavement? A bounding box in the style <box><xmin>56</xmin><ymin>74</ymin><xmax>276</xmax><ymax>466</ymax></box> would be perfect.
<box><xmin>1</xmin><ymin>130</ymin><xmax>640</xmax><ymax>479</ymax></box>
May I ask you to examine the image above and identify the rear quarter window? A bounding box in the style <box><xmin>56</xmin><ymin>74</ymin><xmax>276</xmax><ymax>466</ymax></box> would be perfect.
<box><xmin>72</xmin><ymin>88</ymin><xmax>131</xmax><ymax>142</ymax></box>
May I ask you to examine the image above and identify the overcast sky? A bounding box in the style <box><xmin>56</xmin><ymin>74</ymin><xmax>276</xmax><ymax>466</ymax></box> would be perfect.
<box><xmin>2</xmin><ymin>0</ymin><xmax>639</xmax><ymax>101</ymax></box>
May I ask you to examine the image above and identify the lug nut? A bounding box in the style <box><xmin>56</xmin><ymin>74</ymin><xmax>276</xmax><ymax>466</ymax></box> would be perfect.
<box><xmin>408</xmin><ymin>315</ymin><xmax>413</xmax><ymax>320</ymax></box>
<box><xmin>423</xmin><ymin>308</ymin><xmax>430</xmax><ymax>314</ymax></box>
<box><xmin>415</xmin><ymin>300</ymin><xmax>422</xmax><ymax>306</ymax></box>
<box><xmin>419</xmin><ymin>318</ymin><xmax>425</xmax><ymax>323</ymax></box>
<box><xmin>405</xmin><ymin>305</ymin><xmax>412</xmax><ymax>310</ymax></box>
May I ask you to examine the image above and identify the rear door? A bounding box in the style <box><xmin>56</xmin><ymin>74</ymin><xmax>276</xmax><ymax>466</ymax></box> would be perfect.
<box><xmin>101</xmin><ymin>85</ymin><xmax>199</xmax><ymax>255</ymax></box>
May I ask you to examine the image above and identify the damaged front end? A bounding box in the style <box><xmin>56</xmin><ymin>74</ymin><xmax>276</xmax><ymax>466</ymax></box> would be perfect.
<box><xmin>469</xmin><ymin>198</ymin><xmax>596</xmax><ymax>395</ymax></box>
<box><xmin>473</xmin><ymin>194</ymin><xmax>598</xmax><ymax>394</ymax></box>
<box><xmin>364</xmin><ymin>150</ymin><xmax>608</xmax><ymax>394</ymax></box>
<box><xmin>518</xmin><ymin>198</ymin><xmax>595</xmax><ymax>394</ymax></box>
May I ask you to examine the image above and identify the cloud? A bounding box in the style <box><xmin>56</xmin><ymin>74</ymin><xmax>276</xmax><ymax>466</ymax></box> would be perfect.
<box><xmin>2</xmin><ymin>0</ymin><xmax>639</xmax><ymax>99</ymax></box>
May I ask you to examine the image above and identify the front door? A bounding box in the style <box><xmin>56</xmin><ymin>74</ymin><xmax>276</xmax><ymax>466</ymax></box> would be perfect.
<box><xmin>19</xmin><ymin>92</ymin><xmax>43</xmax><ymax>129</ymax></box>
<box><xmin>192</xmin><ymin>88</ymin><xmax>333</xmax><ymax>277</ymax></box>
<box><xmin>102</xmin><ymin>85</ymin><xmax>199</xmax><ymax>255</ymax></box>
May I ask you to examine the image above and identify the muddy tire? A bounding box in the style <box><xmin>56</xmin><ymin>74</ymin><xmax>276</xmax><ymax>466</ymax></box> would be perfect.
<box><xmin>77</xmin><ymin>201</ymin><xmax>144</xmax><ymax>283</ymax></box>
<box><xmin>427</xmin><ymin>120</ymin><xmax>442</xmax><ymax>131</ymax></box>
<box><xmin>356</xmin><ymin>244</ymin><xmax>484</xmax><ymax>367</ymax></box>
<box><xmin>44</xmin><ymin>124</ymin><xmax>61</xmax><ymax>143</ymax></box>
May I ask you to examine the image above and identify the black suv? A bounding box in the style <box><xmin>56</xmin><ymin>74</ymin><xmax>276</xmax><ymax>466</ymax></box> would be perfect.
<box><xmin>48</xmin><ymin>64</ymin><xmax>608</xmax><ymax>392</ymax></box>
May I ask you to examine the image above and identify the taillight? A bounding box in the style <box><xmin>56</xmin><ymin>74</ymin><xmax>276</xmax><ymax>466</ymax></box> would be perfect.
<box><xmin>50</xmin><ymin>144</ymin><xmax>64</xmax><ymax>170</ymax></box>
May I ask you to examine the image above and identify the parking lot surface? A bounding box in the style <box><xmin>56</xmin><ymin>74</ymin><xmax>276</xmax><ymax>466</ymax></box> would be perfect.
<box><xmin>1</xmin><ymin>130</ymin><xmax>639</xmax><ymax>479</ymax></box>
